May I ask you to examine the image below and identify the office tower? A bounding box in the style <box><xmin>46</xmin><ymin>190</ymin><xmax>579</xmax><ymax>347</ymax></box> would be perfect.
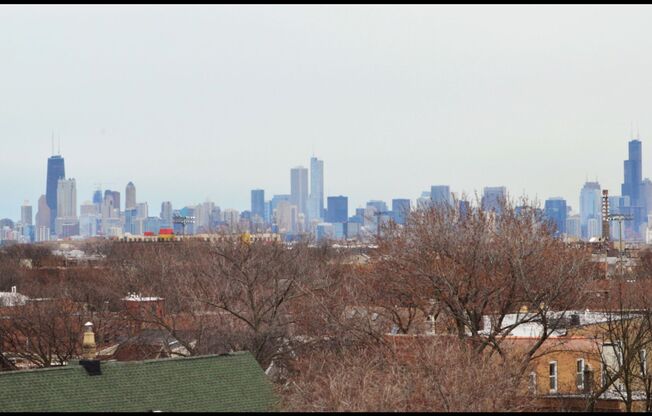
<box><xmin>56</xmin><ymin>178</ymin><xmax>77</xmax><ymax>219</ymax></box>
<box><xmin>430</xmin><ymin>185</ymin><xmax>452</xmax><ymax>206</ymax></box>
<box><xmin>308</xmin><ymin>157</ymin><xmax>324</xmax><ymax>221</ymax></box>
<box><xmin>20</xmin><ymin>201</ymin><xmax>32</xmax><ymax>227</ymax></box>
<box><xmin>290</xmin><ymin>166</ymin><xmax>309</xmax><ymax>216</ymax></box>
<box><xmin>102</xmin><ymin>194</ymin><xmax>117</xmax><ymax>219</ymax></box>
<box><xmin>80</xmin><ymin>201</ymin><xmax>98</xmax><ymax>216</ymax></box>
<box><xmin>392</xmin><ymin>198</ymin><xmax>411</xmax><ymax>225</ymax></box>
<box><xmin>481</xmin><ymin>186</ymin><xmax>507</xmax><ymax>213</ymax></box>
<box><xmin>222</xmin><ymin>209</ymin><xmax>240</xmax><ymax>232</ymax></box>
<box><xmin>622</xmin><ymin>138</ymin><xmax>646</xmax><ymax>235</ymax></box>
<box><xmin>251</xmin><ymin>189</ymin><xmax>265</xmax><ymax>221</ymax></box>
<box><xmin>125</xmin><ymin>182</ymin><xmax>136</xmax><ymax>210</ymax></box>
<box><xmin>45</xmin><ymin>154</ymin><xmax>65</xmax><ymax>233</ymax></box>
<box><xmin>316</xmin><ymin>223</ymin><xmax>334</xmax><ymax>241</ymax></box>
<box><xmin>55</xmin><ymin>178</ymin><xmax>78</xmax><ymax>237</ymax></box>
<box><xmin>264</xmin><ymin>201</ymin><xmax>272</xmax><ymax>224</ymax></box>
<box><xmin>271</xmin><ymin>194</ymin><xmax>291</xmax><ymax>216</ymax></box>
<box><xmin>275</xmin><ymin>201</ymin><xmax>297</xmax><ymax>234</ymax></box>
<box><xmin>416</xmin><ymin>191</ymin><xmax>432</xmax><ymax>209</ymax></box>
<box><xmin>35</xmin><ymin>195</ymin><xmax>50</xmax><ymax>237</ymax></box>
<box><xmin>92</xmin><ymin>189</ymin><xmax>103</xmax><ymax>205</ymax></box>
<box><xmin>104</xmin><ymin>190</ymin><xmax>121</xmax><ymax>213</ymax></box>
<box><xmin>579</xmin><ymin>181</ymin><xmax>602</xmax><ymax>240</ymax></box>
<box><xmin>195</xmin><ymin>201</ymin><xmax>213</xmax><ymax>232</ymax></box>
<box><xmin>160</xmin><ymin>201</ymin><xmax>173</xmax><ymax>227</ymax></box>
<box><xmin>566</xmin><ymin>215</ymin><xmax>581</xmax><ymax>240</ymax></box>
<box><xmin>544</xmin><ymin>197</ymin><xmax>567</xmax><ymax>236</ymax></box>
<box><xmin>367</xmin><ymin>200</ymin><xmax>388</xmax><ymax>213</ymax></box>
<box><xmin>642</xmin><ymin>178</ymin><xmax>652</xmax><ymax>215</ymax></box>
<box><xmin>326</xmin><ymin>196</ymin><xmax>348</xmax><ymax>223</ymax></box>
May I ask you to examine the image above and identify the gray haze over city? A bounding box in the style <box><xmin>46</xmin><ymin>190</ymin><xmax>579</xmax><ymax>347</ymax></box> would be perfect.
<box><xmin>2</xmin><ymin>5</ymin><xmax>652</xmax><ymax>220</ymax></box>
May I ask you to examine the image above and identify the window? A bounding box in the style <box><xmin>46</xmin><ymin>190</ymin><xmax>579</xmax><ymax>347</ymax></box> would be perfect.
<box><xmin>640</xmin><ymin>349</ymin><xmax>648</xmax><ymax>376</ymax></box>
<box><xmin>549</xmin><ymin>361</ymin><xmax>558</xmax><ymax>392</ymax></box>
<box><xmin>576</xmin><ymin>359</ymin><xmax>585</xmax><ymax>390</ymax></box>
<box><xmin>529</xmin><ymin>371</ymin><xmax>537</xmax><ymax>394</ymax></box>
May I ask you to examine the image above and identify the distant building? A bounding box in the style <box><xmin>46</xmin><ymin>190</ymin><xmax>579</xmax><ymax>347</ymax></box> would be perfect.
<box><xmin>391</xmin><ymin>198</ymin><xmax>411</xmax><ymax>225</ymax></box>
<box><xmin>20</xmin><ymin>202</ymin><xmax>32</xmax><ymax>227</ymax></box>
<box><xmin>430</xmin><ymin>185</ymin><xmax>452</xmax><ymax>206</ymax></box>
<box><xmin>125</xmin><ymin>182</ymin><xmax>136</xmax><ymax>210</ymax></box>
<box><xmin>544</xmin><ymin>197</ymin><xmax>567</xmax><ymax>236</ymax></box>
<box><xmin>290</xmin><ymin>166</ymin><xmax>309</xmax><ymax>217</ymax></box>
<box><xmin>308</xmin><ymin>157</ymin><xmax>324</xmax><ymax>222</ymax></box>
<box><xmin>579</xmin><ymin>181</ymin><xmax>601</xmax><ymax>240</ymax></box>
<box><xmin>416</xmin><ymin>191</ymin><xmax>432</xmax><ymax>210</ymax></box>
<box><xmin>326</xmin><ymin>196</ymin><xmax>348</xmax><ymax>223</ymax></box>
<box><xmin>251</xmin><ymin>189</ymin><xmax>265</xmax><ymax>222</ymax></box>
<box><xmin>481</xmin><ymin>186</ymin><xmax>506</xmax><ymax>213</ymax></box>
<box><xmin>565</xmin><ymin>215</ymin><xmax>581</xmax><ymax>240</ymax></box>
<box><xmin>45</xmin><ymin>154</ymin><xmax>65</xmax><ymax>233</ymax></box>
<box><xmin>160</xmin><ymin>201</ymin><xmax>173</xmax><ymax>227</ymax></box>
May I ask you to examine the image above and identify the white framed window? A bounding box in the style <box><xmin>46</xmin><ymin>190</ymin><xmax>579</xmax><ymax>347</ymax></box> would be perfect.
<box><xmin>640</xmin><ymin>349</ymin><xmax>648</xmax><ymax>376</ymax></box>
<box><xmin>529</xmin><ymin>371</ymin><xmax>537</xmax><ymax>394</ymax></box>
<box><xmin>549</xmin><ymin>361</ymin><xmax>558</xmax><ymax>392</ymax></box>
<box><xmin>576</xmin><ymin>359</ymin><xmax>585</xmax><ymax>390</ymax></box>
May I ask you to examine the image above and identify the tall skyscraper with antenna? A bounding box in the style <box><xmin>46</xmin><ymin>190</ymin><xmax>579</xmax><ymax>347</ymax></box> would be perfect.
<box><xmin>45</xmin><ymin>136</ymin><xmax>65</xmax><ymax>235</ymax></box>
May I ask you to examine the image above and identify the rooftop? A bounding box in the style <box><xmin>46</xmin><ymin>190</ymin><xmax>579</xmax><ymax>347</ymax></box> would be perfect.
<box><xmin>0</xmin><ymin>352</ymin><xmax>277</xmax><ymax>412</ymax></box>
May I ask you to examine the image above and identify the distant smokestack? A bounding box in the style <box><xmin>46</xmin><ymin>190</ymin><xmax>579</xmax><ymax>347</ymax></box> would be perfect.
<box><xmin>602</xmin><ymin>190</ymin><xmax>610</xmax><ymax>241</ymax></box>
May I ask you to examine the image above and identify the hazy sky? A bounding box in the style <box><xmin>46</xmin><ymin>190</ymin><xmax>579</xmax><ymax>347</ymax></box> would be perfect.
<box><xmin>2</xmin><ymin>5</ymin><xmax>652</xmax><ymax>220</ymax></box>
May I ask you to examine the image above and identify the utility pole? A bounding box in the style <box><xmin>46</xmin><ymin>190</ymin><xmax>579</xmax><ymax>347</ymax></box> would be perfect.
<box><xmin>607</xmin><ymin>213</ymin><xmax>633</xmax><ymax>279</ymax></box>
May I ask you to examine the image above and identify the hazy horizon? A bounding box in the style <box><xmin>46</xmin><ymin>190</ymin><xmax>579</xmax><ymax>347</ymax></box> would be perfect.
<box><xmin>2</xmin><ymin>5</ymin><xmax>652</xmax><ymax>219</ymax></box>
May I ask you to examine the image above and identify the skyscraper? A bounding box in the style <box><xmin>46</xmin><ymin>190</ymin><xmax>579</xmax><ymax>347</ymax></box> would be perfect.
<box><xmin>55</xmin><ymin>178</ymin><xmax>78</xmax><ymax>237</ymax></box>
<box><xmin>160</xmin><ymin>201</ymin><xmax>173</xmax><ymax>227</ymax></box>
<box><xmin>290</xmin><ymin>166</ymin><xmax>309</xmax><ymax>216</ymax></box>
<box><xmin>308</xmin><ymin>157</ymin><xmax>324</xmax><ymax>221</ymax></box>
<box><xmin>622</xmin><ymin>138</ymin><xmax>646</xmax><ymax>237</ymax></box>
<box><xmin>544</xmin><ymin>197</ymin><xmax>567</xmax><ymax>236</ymax></box>
<box><xmin>45</xmin><ymin>154</ymin><xmax>65</xmax><ymax>233</ymax></box>
<box><xmin>21</xmin><ymin>201</ymin><xmax>33</xmax><ymax>226</ymax></box>
<box><xmin>391</xmin><ymin>198</ymin><xmax>411</xmax><ymax>225</ymax></box>
<box><xmin>35</xmin><ymin>195</ymin><xmax>50</xmax><ymax>237</ymax></box>
<box><xmin>251</xmin><ymin>189</ymin><xmax>265</xmax><ymax>221</ymax></box>
<box><xmin>481</xmin><ymin>186</ymin><xmax>507</xmax><ymax>213</ymax></box>
<box><xmin>430</xmin><ymin>185</ymin><xmax>452</xmax><ymax>206</ymax></box>
<box><xmin>125</xmin><ymin>182</ymin><xmax>136</xmax><ymax>210</ymax></box>
<box><xmin>579</xmin><ymin>181</ymin><xmax>602</xmax><ymax>240</ymax></box>
<box><xmin>104</xmin><ymin>190</ymin><xmax>121</xmax><ymax>213</ymax></box>
<box><xmin>326</xmin><ymin>196</ymin><xmax>348</xmax><ymax>223</ymax></box>
<box><xmin>56</xmin><ymin>178</ymin><xmax>77</xmax><ymax>219</ymax></box>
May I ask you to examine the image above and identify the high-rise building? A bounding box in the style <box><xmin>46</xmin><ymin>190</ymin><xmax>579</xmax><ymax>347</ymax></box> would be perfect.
<box><xmin>160</xmin><ymin>201</ymin><xmax>173</xmax><ymax>227</ymax></box>
<box><xmin>290</xmin><ymin>166</ymin><xmax>309</xmax><ymax>216</ymax></box>
<box><xmin>391</xmin><ymin>198</ymin><xmax>411</xmax><ymax>225</ymax></box>
<box><xmin>251</xmin><ymin>189</ymin><xmax>265</xmax><ymax>221</ymax></box>
<box><xmin>544</xmin><ymin>197</ymin><xmax>567</xmax><ymax>236</ymax></box>
<box><xmin>104</xmin><ymin>190</ymin><xmax>121</xmax><ymax>213</ymax></box>
<box><xmin>35</xmin><ymin>195</ymin><xmax>50</xmax><ymax>237</ymax></box>
<box><xmin>125</xmin><ymin>182</ymin><xmax>136</xmax><ymax>210</ymax></box>
<box><xmin>56</xmin><ymin>178</ymin><xmax>77</xmax><ymax>219</ymax></box>
<box><xmin>416</xmin><ymin>191</ymin><xmax>432</xmax><ymax>210</ymax></box>
<box><xmin>621</xmin><ymin>138</ymin><xmax>646</xmax><ymax>237</ymax></box>
<box><xmin>579</xmin><ymin>181</ymin><xmax>602</xmax><ymax>240</ymax></box>
<box><xmin>20</xmin><ymin>201</ymin><xmax>33</xmax><ymax>226</ymax></box>
<box><xmin>308</xmin><ymin>157</ymin><xmax>324</xmax><ymax>222</ymax></box>
<box><xmin>430</xmin><ymin>185</ymin><xmax>452</xmax><ymax>206</ymax></box>
<box><xmin>45</xmin><ymin>154</ymin><xmax>65</xmax><ymax>233</ymax></box>
<box><xmin>92</xmin><ymin>189</ymin><xmax>103</xmax><ymax>205</ymax></box>
<box><xmin>326</xmin><ymin>196</ymin><xmax>348</xmax><ymax>223</ymax></box>
<box><xmin>566</xmin><ymin>215</ymin><xmax>581</xmax><ymax>240</ymax></box>
<box><xmin>481</xmin><ymin>186</ymin><xmax>507</xmax><ymax>213</ymax></box>
<box><xmin>55</xmin><ymin>178</ymin><xmax>78</xmax><ymax>237</ymax></box>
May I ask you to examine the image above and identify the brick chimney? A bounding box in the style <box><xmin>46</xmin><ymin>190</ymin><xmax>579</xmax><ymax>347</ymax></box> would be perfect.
<box><xmin>81</xmin><ymin>321</ymin><xmax>97</xmax><ymax>360</ymax></box>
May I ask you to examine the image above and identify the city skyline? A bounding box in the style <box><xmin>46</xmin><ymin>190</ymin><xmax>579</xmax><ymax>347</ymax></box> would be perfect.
<box><xmin>4</xmin><ymin>6</ymin><xmax>652</xmax><ymax>219</ymax></box>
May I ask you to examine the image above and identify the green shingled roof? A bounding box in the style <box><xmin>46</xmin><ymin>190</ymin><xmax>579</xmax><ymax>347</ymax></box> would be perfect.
<box><xmin>0</xmin><ymin>352</ymin><xmax>277</xmax><ymax>412</ymax></box>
